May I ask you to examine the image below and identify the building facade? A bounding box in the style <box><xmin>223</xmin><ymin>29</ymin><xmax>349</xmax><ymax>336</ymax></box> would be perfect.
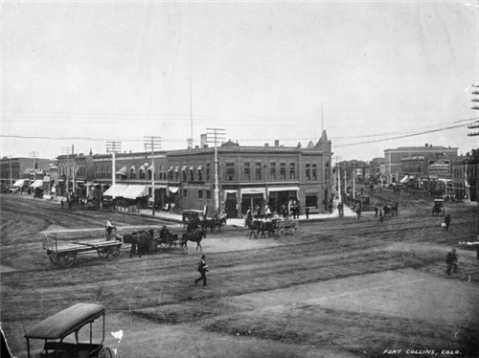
<box><xmin>0</xmin><ymin>157</ymin><xmax>51</xmax><ymax>192</ymax></box>
<box><xmin>384</xmin><ymin>145</ymin><xmax>458</xmax><ymax>183</ymax></box>
<box><xmin>53</xmin><ymin>132</ymin><xmax>332</xmax><ymax>218</ymax></box>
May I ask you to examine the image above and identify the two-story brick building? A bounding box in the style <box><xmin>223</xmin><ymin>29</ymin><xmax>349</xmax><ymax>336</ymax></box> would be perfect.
<box><xmin>59</xmin><ymin>131</ymin><xmax>332</xmax><ymax>218</ymax></box>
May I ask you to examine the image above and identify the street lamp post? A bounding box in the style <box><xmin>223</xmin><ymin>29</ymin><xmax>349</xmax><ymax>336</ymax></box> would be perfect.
<box><xmin>206</xmin><ymin>128</ymin><xmax>225</xmax><ymax>216</ymax></box>
<box><xmin>144</xmin><ymin>136</ymin><xmax>161</xmax><ymax>216</ymax></box>
<box><xmin>106</xmin><ymin>141</ymin><xmax>122</xmax><ymax>201</ymax></box>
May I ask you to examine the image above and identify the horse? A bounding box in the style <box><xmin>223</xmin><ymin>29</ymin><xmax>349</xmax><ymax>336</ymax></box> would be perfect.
<box><xmin>181</xmin><ymin>230</ymin><xmax>207</xmax><ymax>251</ymax></box>
<box><xmin>246</xmin><ymin>219</ymin><xmax>265</xmax><ymax>239</ymax></box>
<box><xmin>432</xmin><ymin>204</ymin><xmax>442</xmax><ymax>216</ymax></box>
<box><xmin>262</xmin><ymin>219</ymin><xmax>278</xmax><ymax>237</ymax></box>
<box><xmin>123</xmin><ymin>229</ymin><xmax>153</xmax><ymax>257</ymax></box>
<box><xmin>383</xmin><ymin>205</ymin><xmax>392</xmax><ymax>216</ymax></box>
<box><xmin>123</xmin><ymin>233</ymin><xmax>141</xmax><ymax>258</ymax></box>
<box><xmin>202</xmin><ymin>216</ymin><xmax>228</xmax><ymax>233</ymax></box>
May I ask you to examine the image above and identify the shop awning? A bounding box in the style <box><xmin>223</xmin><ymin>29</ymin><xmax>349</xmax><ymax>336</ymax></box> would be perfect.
<box><xmin>400</xmin><ymin>176</ymin><xmax>413</xmax><ymax>183</ymax></box>
<box><xmin>224</xmin><ymin>190</ymin><xmax>237</xmax><ymax>198</ymax></box>
<box><xmin>267</xmin><ymin>186</ymin><xmax>300</xmax><ymax>193</ymax></box>
<box><xmin>240</xmin><ymin>188</ymin><xmax>266</xmax><ymax>196</ymax></box>
<box><xmin>121</xmin><ymin>185</ymin><xmax>148</xmax><ymax>200</ymax></box>
<box><xmin>13</xmin><ymin>180</ymin><xmax>25</xmax><ymax>187</ymax></box>
<box><xmin>103</xmin><ymin>184</ymin><xmax>128</xmax><ymax>197</ymax></box>
<box><xmin>116</xmin><ymin>166</ymin><xmax>128</xmax><ymax>176</ymax></box>
<box><xmin>30</xmin><ymin>180</ymin><xmax>44</xmax><ymax>188</ymax></box>
<box><xmin>169</xmin><ymin>187</ymin><xmax>179</xmax><ymax>194</ymax></box>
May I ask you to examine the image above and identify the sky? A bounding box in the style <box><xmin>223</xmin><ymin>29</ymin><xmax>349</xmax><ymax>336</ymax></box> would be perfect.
<box><xmin>2</xmin><ymin>0</ymin><xmax>479</xmax><ymax>161</ymax></box>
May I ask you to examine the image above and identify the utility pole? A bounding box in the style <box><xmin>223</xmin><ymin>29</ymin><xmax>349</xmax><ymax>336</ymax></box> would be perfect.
<box><xmin>106</xmin><ymin>141</ymin><xmax>122</xmax><ymax>200</ymax></box>
<box><xmin>144</xmin><ymin>136</ymin><xmax>161</xmax><ymax>216</ymax></box>
<box><xmin>29</xmin><ymin>151</ymin><xmax>38</xmax><ymax>181</ymax></box>
<box><xmin>206</xmin><ymin>128</ymin><xmax>225</xmax><ymax>216</ymax></box>
<box><xmin>333</xmin><ymin>156</ymin><xmax>342</xmax><ymax>203</ymax></box>
<box><xmin>468</xmin><ymin>83</ymin><xmax>479</xmax><ymax>257</ymax></box>
<box><xmin>62</xmin><ymin>147</ymin><xmax>70</xmax><ymax>195</ymax></box>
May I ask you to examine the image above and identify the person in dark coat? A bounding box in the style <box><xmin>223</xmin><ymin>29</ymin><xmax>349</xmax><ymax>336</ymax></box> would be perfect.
<box><xmin>305</xmin><ymin>207</ymin><xmax>310</xmax><ymax>219</ymax></box>
<box><xmin>444</xmin><ymin>214</ymin><xmax>451</xmax><ymax>231</ymax></box>
<box><xmin>446</xmin><ymin>248</ymin><xmax>458</xmax><ymax>275</ymax></box>
<box><xmin>374</xmin><ymin>206</ymin><xmax>379</xmax><ymax>217</ymax></box>
<box><xmin>195</xmin><ymin>254</ymin><xmax>209</xmax><ymax>287</ymax></box>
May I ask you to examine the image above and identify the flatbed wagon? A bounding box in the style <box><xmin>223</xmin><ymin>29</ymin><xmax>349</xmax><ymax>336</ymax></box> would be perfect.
<box><xmin>44</xmin><ymin>236</ymin><xmax>126</xmax><ymax>268</ymax></box>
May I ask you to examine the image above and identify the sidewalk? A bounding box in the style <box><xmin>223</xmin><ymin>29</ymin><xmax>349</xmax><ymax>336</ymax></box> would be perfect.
<box><xmin>29</xmin><ymin>193</ymin><xmax>358</xmax><ymax>226</ymax></box>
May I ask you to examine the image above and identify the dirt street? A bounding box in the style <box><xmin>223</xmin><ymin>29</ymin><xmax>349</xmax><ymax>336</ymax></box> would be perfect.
<box><xmin>1</xmin><ymin>189</ymin><xmax>479</xmax><ymax>358</ymax></box>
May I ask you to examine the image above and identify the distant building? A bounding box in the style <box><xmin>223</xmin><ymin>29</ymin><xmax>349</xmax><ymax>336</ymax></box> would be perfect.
<box><xmin>0</xmin><ymin>156</ymin><xmax>51</xmax><ymax>192</ymax></box>
<box><xmin>384</xmin><ymin>144</ymin><xmax>458</xmax><ymax>183</ymax></box>
<box><xmin>451</xmin><ymin>151</ymin><xmax>478</xmax><ymax>201</ymax></box>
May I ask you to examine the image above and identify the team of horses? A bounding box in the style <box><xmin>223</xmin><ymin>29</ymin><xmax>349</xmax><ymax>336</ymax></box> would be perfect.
<box><xmin>118</xmin><ymin>216</ymin><xmax>228</xmax><ymax>257</ymax></box>
<box><xmin>246</xmin><ymin>218</ymin><xmax>279</xmax><ymax>239</ymax></box>
<box><xmin>382</xmin><ymin>202</ymin><xmax>399</xmax><ymax>217</ymax></box>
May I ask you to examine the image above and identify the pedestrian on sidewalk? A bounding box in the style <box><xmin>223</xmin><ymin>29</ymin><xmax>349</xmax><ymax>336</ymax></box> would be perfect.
<box><xmin>305</xmin><ymin>207</ymin><xmax>309</xmax><ymax>219</ymax></box>
<box><xmin>195</xmin><ymin>254</ymin><xmax>209</xmax><ymax>287</ymax></box>
<box><xmin>61</xmin><ymin>199</ymin><xmax>64</xmax><ymax>209</ymax></box>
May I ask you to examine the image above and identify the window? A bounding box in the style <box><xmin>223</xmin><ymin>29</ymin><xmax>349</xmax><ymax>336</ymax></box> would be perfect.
<box><xmin>139</xmin><ymin>168</ymin><xmax>145</xmax><ymax>180</ymax></box>
<box><xmin>290</xmin><ymin>163</ymin><xmax>296</xmax><ymax>179</ymax></box>
<box><xmin>312</xmin><ymin>164</ymin><xmax>317</xmax><ymax>181</ymax></box>
<box><xmin>280</xmin><ymin>163</ymin><xmax>286</xmax><ymax>180</ymax></box>
<box><xmin>244</xmin><ymin>162</ymin><xmax>251</xmax><ymax>180</ymax></box>
<box><xmin>305</xmin><ymin>164</ymin><xmax>311</xmax><ymax>181</ymax></box>
<box><xmin>226</xmin><ymin>163</ymin><xmax>235</xmax><ymax>181</ymax></box>
<box><xmin>148</xmin><ymin>169</ymin><xmax>153</xmax><ymax>180</ymax></box>
<box><xmin>206</xmin><ymin>190</ymin><xmax>211</xmax><ymax>200</ymax></box>
<box><xmin>106</xmin><ymin>166</ymin><xmax>110</xmax><ymax>179</ymax></box>
<box><xmin>100</xmin><ymin>166</ymin><xmax>104</xmax><ymax>179</ymax></box>
<box><xmin>183</xmin><ymin>189</ymin><xmax>187</xmax><ymax>197</ymax></box>
<box><xmin>206</xmin><ymin>163</ymin><xmax>211</xmax><ymax>181</ymax></box>
<box><xmin>175</xmin><ymin>169</ymin><xmax>179</xmax><ymax>181</ymax></box>
<box><xmin>198</xmin><ymin>167</ymin><xmax>203</xmax><ymax>181</ymax></box>
<box><xmin>199</xmin><ymin>190</ymin><xmax>203</xmax><ymax>199</ymax></box>
<box><xmin>182</xmin><ymin>167</ymin><xmax>187</xmax><ymax>181</ymax></box>
<box><xmin>130</xmin><ymin>167</ymin><xmax>136</xmax><ymax>179</ymax></box>
<box><xmin>270</xmin><ymin>162</ymin><xmax>276</xmax><ymax>180</ymax></box>
<box><xmin>190</xmin><ymin>167</ymin><xmax>194</xmax><ymax>181</ymax></box>
<box><xmin>255</xmin><ymin>163</ymin><xmax>262</xmax><ymax>180</ymax></box>
<box><xmin>306</xmin><ymin>194</ymin><xmax>318</xmax><ymax>207</ymax></box>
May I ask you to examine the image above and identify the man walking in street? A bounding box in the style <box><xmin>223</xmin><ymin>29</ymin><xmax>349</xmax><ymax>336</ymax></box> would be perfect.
<box><xmin>195</xmin><ymin>254</ymin><xmax>209</xmax><ymax>287</ymax></box>
<box><xmin>446</xmin><ymin>248</ymin><xmax>458</xmax><ymax>276</ymax></box>
<box><xmin>444</xmin><ymin>214</ymin><xmax>451</xmax><ymax>231</ymax></box>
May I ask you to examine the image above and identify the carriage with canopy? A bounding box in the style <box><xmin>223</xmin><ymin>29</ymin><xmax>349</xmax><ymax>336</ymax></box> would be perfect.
<box><xmin>24</xmin><ymin>303</ymin><xmax>114</xmax><ymax>358</ymax></box>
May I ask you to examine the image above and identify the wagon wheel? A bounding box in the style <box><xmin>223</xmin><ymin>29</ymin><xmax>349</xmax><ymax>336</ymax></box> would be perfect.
<box><xmin>49</xmin><ymin>253</ymin><xmax>59</xmax><ymax>265</ymax></box>
<box><xmin>98</xmin><ymin>347</ymin><xmax>114</xmax><ymax>358</ymax></box>
<box><xmin>292</xmin><ymin>222</ymin><xmax>300</xmax><ymax>235</ymax></box>
<box><xmin>97</xmin><ymin>248</ymin><xmax>109</xmax><ymax>259</ymax></box>
<box><xmin>278</xmin><ymin>227</ymin><xmax>286</xmax><ymax>237</ymax></box>
<box><xmin>58</xmin><ymin>252</ymin><xmax>77</xmax><ymax>268</ymax></box>
<box><xmin>106</xmin><ymin>246</ymin><xmax>121</xmax><ymax>261</ymax></box>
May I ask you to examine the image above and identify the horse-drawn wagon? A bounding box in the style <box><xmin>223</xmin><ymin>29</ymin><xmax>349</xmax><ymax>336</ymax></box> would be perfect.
<box><xmin>24</xmin><ymin>303</ymin><xmax>114</xmax><ymax>358</ymax></box>
<box><xmin>44</xmin><ymin>234</ymin><xmax>124</xmax><ymax>268</ymax></box>
<box><xmin>275</xmin><ymin>218</ymin><xmax>300</xmax><ymax>237</ymax></box>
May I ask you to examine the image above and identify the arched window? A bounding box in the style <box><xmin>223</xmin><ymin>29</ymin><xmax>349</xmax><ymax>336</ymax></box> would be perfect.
<box><xmin>139</xmin><ymin>166</ymin><xmax>145</xmax><ymax>180</ymax></box>
<box><xmin>106</xmin><ymin>166</ymin><xmax>110</xmax><ymax>179</ymax></box>
<box><xmin>130</xmin><ymin>166</ymin><xmax>136</xmax><ymax>179</ymax></box>
<box><xmin>100</xmin><ymin>166</ymin><xmax>104</xmax><ymax>179</ymax></box>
